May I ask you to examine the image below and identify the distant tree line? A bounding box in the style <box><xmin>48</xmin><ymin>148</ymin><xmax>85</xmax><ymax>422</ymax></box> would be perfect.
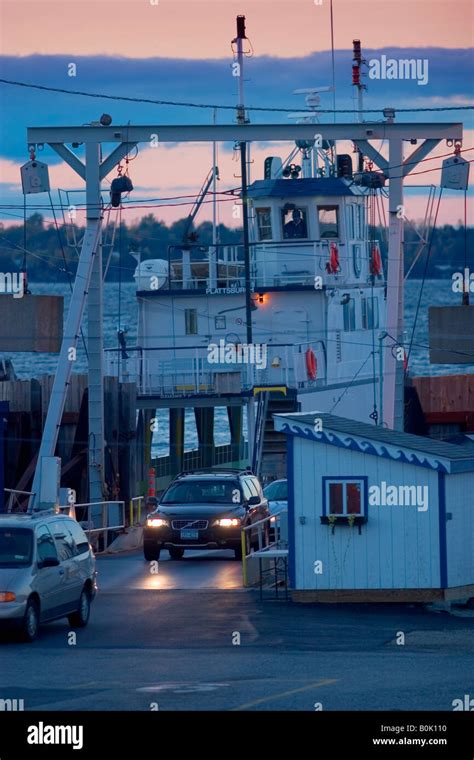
<box><xmin>0</xmin><ymin>213</ymin><xmax>471</xmax><ymax>282</ymax></box>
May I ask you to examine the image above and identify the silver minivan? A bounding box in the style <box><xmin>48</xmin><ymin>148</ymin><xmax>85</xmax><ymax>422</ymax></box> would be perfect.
<box><xmin>0</xmin><ymin>511</ymin><xmax>97</xmax><ymax>642</ymax></box>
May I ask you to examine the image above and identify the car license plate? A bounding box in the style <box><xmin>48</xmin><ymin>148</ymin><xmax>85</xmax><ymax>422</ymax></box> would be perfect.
<box><xmin>180</xmin><ymin>529</ymin><xmax>199</xmax><ymax>540</ymax></box>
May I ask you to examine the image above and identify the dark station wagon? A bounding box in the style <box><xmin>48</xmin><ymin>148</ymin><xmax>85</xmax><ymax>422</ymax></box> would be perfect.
<box><xmin>143</xmin><ymin>470</ymin><xmax>270</xmax><ymax>561</ymax></box>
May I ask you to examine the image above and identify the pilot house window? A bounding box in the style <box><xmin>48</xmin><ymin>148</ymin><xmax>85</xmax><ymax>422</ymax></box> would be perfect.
<box><xmin>318</xmin><ymin>205</ymin><xmax>339</xmax><ymax>239</ymax></box>
<box><xmin>256</xmin><ymin>208</ymin><xmax>273</xmax><ymax>241</ymax></box>
<box><xmin>281</xmin><ymin>206</ymin><xmax>308</xmax><ymax>239</ymax></box>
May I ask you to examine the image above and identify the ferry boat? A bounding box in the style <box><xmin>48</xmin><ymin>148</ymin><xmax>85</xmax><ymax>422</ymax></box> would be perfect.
<box><xmin>107</xmin><ymin>134</ymin><xmax>388</xmax><ymax>479</ymax></box>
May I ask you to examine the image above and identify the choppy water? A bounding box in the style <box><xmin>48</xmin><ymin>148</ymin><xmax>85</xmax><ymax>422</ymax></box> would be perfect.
<box><xmin>4</xmin><ymin>280</ymin><xmax>471</xmax><ymax>455</ymax></box>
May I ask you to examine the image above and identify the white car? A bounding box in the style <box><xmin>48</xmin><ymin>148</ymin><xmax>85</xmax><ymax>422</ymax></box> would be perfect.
<box><xmin>0</xmin><ymin>511</ymin><xmax>97</xmax><ymax>642</ymax></box>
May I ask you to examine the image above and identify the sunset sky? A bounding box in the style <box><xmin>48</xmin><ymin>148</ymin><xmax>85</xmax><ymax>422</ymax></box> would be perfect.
<box><xmin>0</xmin><ymin>0</ymin><xmax>473</xmax><ymax>227</ymax></box>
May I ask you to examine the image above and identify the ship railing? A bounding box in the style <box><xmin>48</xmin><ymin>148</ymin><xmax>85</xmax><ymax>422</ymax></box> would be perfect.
<box><xmin>252</xmin><ymin>239</ymin><xmax>329</xmax><ymax>288</ymax></box>
<box><xmin>162</xmin><ymin>239</ymin><xmax>379</xmax><ymax>290</ymax></box>
<box><xmin>104</xmin><ymin>341</ymin><xmax>327</xmax><ymax>396</ymax></box>
<box><xmin>167</xmin><ymin>244</ymin><xmax>246</xmax><ymax>291</ymax></box>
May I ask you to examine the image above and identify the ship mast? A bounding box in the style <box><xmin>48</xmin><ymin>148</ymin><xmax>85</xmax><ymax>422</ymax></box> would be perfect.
<box><xmin>233</xmin><ymin>15</ymin><xmax>253</xmax><ymax>347</ymax></box>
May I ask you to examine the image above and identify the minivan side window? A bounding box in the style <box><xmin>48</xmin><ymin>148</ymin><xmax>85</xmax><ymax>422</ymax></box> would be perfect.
<box><xmin>250</xmin><ymin>477</ymin><xmax>263</xmax><ymax>498</ymax></box>
<box><xmin>36</xmin><ymin>524</ymin><xmax>59</xmax><ymax>564</ymax></box>
<box><xmin>65</xmin><ymin>520</ymin><xmax>90</xmax><ymax>555</ymax></box>
<box><xmin>50</xmin><ymin>520</ymin><xmax>76</xmax><ymax>561</ymax></box>
<box><xmin>244</xmin><ymin>477</ymin><xmax>258</xmax><ymax>499</ymax></box>
<box><xmin>241</xmin><ymin>480</ymin><xmax>253</xmax><ymax>502</ymax></box>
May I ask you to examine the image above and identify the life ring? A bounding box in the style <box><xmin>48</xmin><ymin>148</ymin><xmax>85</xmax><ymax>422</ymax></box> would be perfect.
<box><xmin>327</xmin><ymin>242</ymin><xmax>340</xmax><ymax>274</ymax></box>
<box><xmin>370</xmin><ymin>243</ymin><xmax>382</xmax><ymax>276</ymax></box>
<box><xmin>305</xmin><ymin>348</ymin><xmax>317</xmax><ymax>380</ymax></box>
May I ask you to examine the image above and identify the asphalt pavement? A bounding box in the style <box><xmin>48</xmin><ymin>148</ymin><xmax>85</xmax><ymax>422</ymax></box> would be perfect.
<box><xmin>0</xmin><ymin>549</ymin><xmax>473</xmax><ymax>711</ymax></box>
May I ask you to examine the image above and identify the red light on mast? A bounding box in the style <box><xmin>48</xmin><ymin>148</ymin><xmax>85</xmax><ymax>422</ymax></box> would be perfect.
<box><xmin>352</xmin><ymin>63</ymin><xmax>360</xmax><ymax>85</ymax></box>
<box><xmin>353</xmin><ymin>39</ymin><xmax>362</xmax><ymax>64</ymax></box>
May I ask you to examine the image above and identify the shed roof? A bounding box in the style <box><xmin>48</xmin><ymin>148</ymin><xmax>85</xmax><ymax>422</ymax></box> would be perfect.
<box><xmin>273</xmin><ymin>413</ymin><xmax>474</xmax><ymax>473</ymax></box>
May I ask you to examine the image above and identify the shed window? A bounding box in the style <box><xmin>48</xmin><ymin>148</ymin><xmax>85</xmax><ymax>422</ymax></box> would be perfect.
<box><xmin>256</xmin><ymin>208</ymin><xmax>273</xmax><ymax>241</ymax></box>
<box><xmin>318</xmin><ymin>205</ymin><xmax>339</xmax><ymax>238</ymax></box>
<box><xmin>324</xmin><ymin>478</ymin><xmax>365</xmax><ymax>516</ymax></box>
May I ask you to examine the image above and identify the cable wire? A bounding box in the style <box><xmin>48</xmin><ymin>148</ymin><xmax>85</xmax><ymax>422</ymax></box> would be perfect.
<box><xmin>1</xmin><ymin>78</ymin><xmax>474</xmax><ymax>113</ymax></box>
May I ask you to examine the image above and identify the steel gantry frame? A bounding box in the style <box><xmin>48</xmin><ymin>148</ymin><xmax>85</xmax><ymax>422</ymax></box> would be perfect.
<box><xmin>26</xmin><ymin>120</ymin><xmax>462</xmax><ymax>509</ymax></box>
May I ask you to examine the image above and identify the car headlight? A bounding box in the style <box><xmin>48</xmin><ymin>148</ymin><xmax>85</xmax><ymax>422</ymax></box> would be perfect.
<box><xmin>270</xmin><ymin>515</ymin><xmax>277</xmax><ymax>523</ymax></box>
<box><xmin>146</xmin><ymin>518</ymin><xmax>169</xmax><ymax>528</ymax></box>
<box><xmin>213</xmin><ymin>518</ymin><xmax>241</xmax><ymax>527</ymax></box>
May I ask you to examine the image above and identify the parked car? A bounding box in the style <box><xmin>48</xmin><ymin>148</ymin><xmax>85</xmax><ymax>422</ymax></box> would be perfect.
<box><xmin>0</xmin><ymin>511</ymin><xmax>97</xmax><ymax>642</ymax></box>
<box><xmin>143</xmin><ymin>469</ymin><xmax>270</xmax><ymax>561</ymax></box>
<box><xmin>263</xmin><ymin>479</ymin><xmax>288</xmax><ymax>541</ymax></box>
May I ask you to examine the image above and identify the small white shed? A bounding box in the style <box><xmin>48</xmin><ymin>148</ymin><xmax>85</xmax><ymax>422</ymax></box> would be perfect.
<box><xmin>274</xmin><ymin>413</ymin><xmax>474</xmax><ymax>603</ymax></box>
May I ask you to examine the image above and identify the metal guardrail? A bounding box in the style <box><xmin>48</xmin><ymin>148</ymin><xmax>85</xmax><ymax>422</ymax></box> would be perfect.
<box><xmin>129</xmin><ymin>496</ymin><xmax>145</xmax><ymax>526</ymax></box>
<box><xmin>241</xmin><ymin>510</ymin><xmax>288</xmax><ymax>588</ymax></box>
<box><xmin>74</xmin><ymin>501</ymin><xmax>125</xmax><ymax>553</ymax></box>
<box><xmin>4</xmin><ymin>488</ymin><xmax>35</xmax><ymax>513</ymax></box>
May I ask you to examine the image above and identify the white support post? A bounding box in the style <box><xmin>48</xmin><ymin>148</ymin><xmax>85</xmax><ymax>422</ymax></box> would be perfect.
<box><xmin>247</xmin><ymin>397</ymin><xmax>255</xmax><ymax>463</ymax></box>
<box><xmin>86</xmin><ymin>142</ymin><xmax>105</xmax><ymax>503</ymax></box>
<box><xmin>383</xmin><ymin>138</ymin><xmax>405</xmax><ymax>430</ymax></box>
<box><xmin>29</xmin><ymin>220</ymin><xmax>101</xmax><ymax>510</ymax></box>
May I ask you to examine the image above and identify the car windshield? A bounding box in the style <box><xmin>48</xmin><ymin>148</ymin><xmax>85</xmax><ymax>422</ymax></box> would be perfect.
<box><xmin>264</xmin><ymin>481</ymin><xmax>288</xmax><ymax>501</ymax></box>
<box><xmin>0</xmin><ymin>527</ymin><xmax>33</xmax><ymax>568</ymax></box>
<box><xmin>161</xmin><ymin>480</ymin><xmax>241</xmax><ymax>505</ymax></box>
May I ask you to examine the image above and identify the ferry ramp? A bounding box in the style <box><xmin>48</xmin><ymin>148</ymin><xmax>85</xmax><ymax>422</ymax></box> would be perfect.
<box><xmin>97</xmin><ymin>548</ymin><xmax>244</xmax><ymax>592</ymax></box>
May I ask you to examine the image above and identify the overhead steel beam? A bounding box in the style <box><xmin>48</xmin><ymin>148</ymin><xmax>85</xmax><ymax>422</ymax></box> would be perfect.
<box><xmin>28</xmin><ymin>122</ymin><xmax>463</xmax><ymax>146</ymax></box>
<box><xmin>353</xmin><ymin>140</ymin><xmax>389</xmax><ymax>173</ymax></box>
<box><xmin>49</xmin><ymin>143</ymin><xmax>86</xmax><ymax>179</ymax></box>
<box><xmin>99</xmin><ymin>142</ymin><xmax>138</xmax><ymax>181</ymax></box>
<box><xmin>402</xmin><ymin>139</ymin><xmax>441</xmax><ymax>177</ymax></box>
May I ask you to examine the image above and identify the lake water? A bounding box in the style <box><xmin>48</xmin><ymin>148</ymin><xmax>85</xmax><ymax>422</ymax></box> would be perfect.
<box><xmin>5</xmin><ymin>280</ymin><xmax>471</xmax><ymax>455</ymax></box>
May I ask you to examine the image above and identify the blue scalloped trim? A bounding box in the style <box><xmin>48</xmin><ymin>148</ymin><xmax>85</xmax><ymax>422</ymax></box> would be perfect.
<box><xmin>279</xmin><ymin>422</ymin><xmax>449</xmax><ymax>473</ymax></box>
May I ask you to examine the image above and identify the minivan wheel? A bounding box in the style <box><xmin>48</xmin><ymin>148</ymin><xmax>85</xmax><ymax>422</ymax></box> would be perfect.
<box><xmin>144</xmin><ymin>543</ymin><xmax>161</xmax><ymax>561</ymax></box>
<box><xmin>168</xmin><ymin>547</ymin><xmax>184</xmax><ymax>560</ymax></box>
<box><xmin>68</xmin><ymin>587</ymin><xmax>91</xmax><ymax>628</ymax></box>
<box><xmin>19</xmin><ymin>598</ymin><xmax>40</xmax><ymax>642</ymax></box>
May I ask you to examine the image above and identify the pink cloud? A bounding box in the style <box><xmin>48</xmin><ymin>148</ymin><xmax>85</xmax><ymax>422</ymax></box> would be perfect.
<box><xmin>1</xmin><ymin>0</ymin><xmax>472</xmax><ymax>58</ymax></box>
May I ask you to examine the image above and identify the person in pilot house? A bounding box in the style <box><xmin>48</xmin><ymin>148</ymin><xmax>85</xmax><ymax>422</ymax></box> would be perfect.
<box><xmin>283</xmin><ymin>208</ymin><xmax>307</xmax><ymax>238</ymax></box>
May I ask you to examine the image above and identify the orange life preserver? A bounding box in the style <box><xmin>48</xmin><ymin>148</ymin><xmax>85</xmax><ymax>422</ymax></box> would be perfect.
<box><xmin>305</xmin><ymin>348</ymin><xmax>317</xmax><ymax>381</ymax></box>
<box><xmin>370</xmin><ymin>243</ymin><xmax>382</xmax><ymax>276</ymax></box>
<box><xmin>327</xmin><ymin>242</ymin><xmax>340</xmax><ymax>274</ymax></box>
